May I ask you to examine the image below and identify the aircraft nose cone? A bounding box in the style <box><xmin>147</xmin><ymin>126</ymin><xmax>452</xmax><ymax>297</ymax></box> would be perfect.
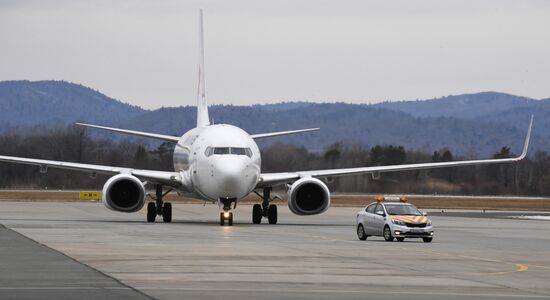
<box><xmin>217</xmin><ymin>163</ymin><xmax>242</xmax><ymax>183</ymax></box>
<box><xmin>215</xmin><ymin>159</ymin><xmax>249</xmax><ymax>197</ymax></box>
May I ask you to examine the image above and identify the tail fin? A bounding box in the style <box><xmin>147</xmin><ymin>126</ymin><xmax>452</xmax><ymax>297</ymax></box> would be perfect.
<box><xmin>196</xmin><ymin>9</ymin><xmax>210</xmax><ymax>127</ymax></box>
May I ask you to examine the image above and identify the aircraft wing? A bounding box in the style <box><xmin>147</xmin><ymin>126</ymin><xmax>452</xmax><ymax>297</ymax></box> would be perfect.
<box><xmin>77</xmin><ymin>124</ymin><xmax>320</xmax><ymax>141</ymax></box>
<box><xmin>0</xmin><ymin>155</ymin><xmax>182</xmax><ymax>187</ymax></box>
<box><xmin>76</xmin><ymin>123</ymin><xmax>181</xmax><ymax>143</ymax></box>
<box><xmin>251</xmin><ymin>128</ymin><xmax>320</xmax><ymax>139</ymax></box>
<box><xmin>257</xmin><ymin>116</ymin><xmax>533</xmax><ymax>188</ymax></box>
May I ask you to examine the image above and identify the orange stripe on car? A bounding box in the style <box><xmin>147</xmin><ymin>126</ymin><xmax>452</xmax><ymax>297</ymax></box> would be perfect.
<box><xmin>392</xmin><ymin>216</ymin><xmax>414</xmax><ymax>223</ymax></box>
<box><xmin>391</xmin><ymin>215</ymin><xmax>428</xmax><ymax>224</ymax></box>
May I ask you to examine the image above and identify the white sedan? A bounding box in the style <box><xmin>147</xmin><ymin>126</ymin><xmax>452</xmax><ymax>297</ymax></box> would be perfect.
<box><xmin>356</xmin><ymin>200</ymin><xmax>434</xmax><ymax>242</ymax></box>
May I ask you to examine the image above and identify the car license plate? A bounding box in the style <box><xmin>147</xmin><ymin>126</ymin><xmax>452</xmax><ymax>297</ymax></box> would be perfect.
<box><xmin>410</xmin><ymin>229</ymin><xmax>424</xmax><ymax>233</ymax></box>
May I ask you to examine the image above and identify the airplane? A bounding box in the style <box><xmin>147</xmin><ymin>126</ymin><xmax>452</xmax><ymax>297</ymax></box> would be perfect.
<box><xmin>0</xmin><ymin>10</ymin><xmax>534</xmax><ymax>226</ymax></box>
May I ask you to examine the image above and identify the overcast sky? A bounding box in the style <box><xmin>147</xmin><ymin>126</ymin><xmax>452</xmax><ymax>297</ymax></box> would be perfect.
<box><xmin>1</xmin><ymin>0</ymin><xmax>549</xmax><ymax>109</ymax></box>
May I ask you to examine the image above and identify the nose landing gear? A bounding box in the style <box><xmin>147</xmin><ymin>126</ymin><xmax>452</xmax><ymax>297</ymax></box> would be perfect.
<box><xmin>146</xmin><ymin>185</ymin><xmax>172</xmax><ymax>223</ymax></box>
<box><xmin>252</xmin><ymin>187</ymin><xmax>278</xmax><ymax>224</ymax></box>
<box><xmin>220</xmin><ymin>211</ymin><xmax>234</xmax><ymax>226</ymax></box>
<box><xmin>219</xmin><ymin>198</ymin><xmax>236</xmax><ymax>226</ymax></box>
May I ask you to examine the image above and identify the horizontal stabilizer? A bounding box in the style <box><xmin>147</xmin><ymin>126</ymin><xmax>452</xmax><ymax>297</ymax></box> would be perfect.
<box><xmin>251</xmin><ymin>128</ymin><xmax>320</xmax><ymax>139</ymax></box>
<box><xmin>76</xmin><ymin>123</ymin><xmax>180</xmax><ymax>143</ymax></box>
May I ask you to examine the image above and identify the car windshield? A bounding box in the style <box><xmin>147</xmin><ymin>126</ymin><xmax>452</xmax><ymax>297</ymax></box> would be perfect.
<box><xmin>384</xmin><ymin>204</ymin><xmax>422</xmax><ymax>216</ymax></box>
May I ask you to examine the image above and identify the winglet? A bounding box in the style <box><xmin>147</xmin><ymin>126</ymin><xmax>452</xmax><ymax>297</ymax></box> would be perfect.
<box><xmin>518</xmin><ymin>115</ymin><xmax>533</xmax><ymax>160</ymax></box>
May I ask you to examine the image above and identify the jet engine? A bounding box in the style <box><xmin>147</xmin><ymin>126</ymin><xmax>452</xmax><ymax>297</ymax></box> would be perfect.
<box><xmin>287</xmin><ymin>177</ymin><xmax>331</xmax><ymax>215</ymax></box>
<box><xmin>102</xmin><ymin>174</ymin><xmax>146</xmax><ymax>213</ymax></box>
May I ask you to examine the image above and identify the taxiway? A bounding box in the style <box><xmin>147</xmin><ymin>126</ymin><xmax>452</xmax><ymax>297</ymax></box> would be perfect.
<box><xmin>0</xmin><ymin>202</ymin><xmax>549</xmax><ymax>300</ymax></box>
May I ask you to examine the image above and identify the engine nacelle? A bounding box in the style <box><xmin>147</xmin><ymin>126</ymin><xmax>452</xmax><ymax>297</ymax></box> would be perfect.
<box><xmin>287</xmin><ymin>177</ymin><xmax>331</xmax><ymax>215</ymax></box>
<box><xmin>102</xmin><ymin>174</ymin><xmax>145</xmax><ymax>213</ymax></box>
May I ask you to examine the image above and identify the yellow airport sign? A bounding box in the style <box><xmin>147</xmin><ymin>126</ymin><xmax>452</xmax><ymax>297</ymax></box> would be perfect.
<box><xmin>79</xmin><ymin>191</ymin><xmax>102</xmax><ymax>200</ymax></box>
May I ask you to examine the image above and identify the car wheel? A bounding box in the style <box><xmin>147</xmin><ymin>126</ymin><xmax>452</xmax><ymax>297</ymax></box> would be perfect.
<box><xmin>383</xmin><ymin>226</ymin><xmax>394</xmax><ymax>241</ymax></box>
<box><xmin>396</xmin><ymin>237</ymin><xmax>405</xmax><ymax>242</ymax></box>
<box><xmin>357</xmin><ymin>224</ymin><xmax>368</xmax><ymax>240</ymax></box>
<box><xmin>423</xmin><ymin>237</ymin><xmax>433</xmax><ymax>243</ymax></box>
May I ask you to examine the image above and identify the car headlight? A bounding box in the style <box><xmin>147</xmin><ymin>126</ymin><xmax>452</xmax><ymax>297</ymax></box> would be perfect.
<box><xmin>391</xmin><ymin>219</ymin><xmax>406</xmax><ymax>226</ymax></box>
<box><xmin>427</xmin><ymin>220</ymin><xmax>432</xmax><ymax>226</ymax></box>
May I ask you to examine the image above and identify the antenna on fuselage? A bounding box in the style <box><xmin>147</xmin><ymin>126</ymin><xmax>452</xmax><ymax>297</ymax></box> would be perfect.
<box><xmin>196</xmin><ymin>9</ymin><xmax>210</xmax><ymax>128</ymax></box>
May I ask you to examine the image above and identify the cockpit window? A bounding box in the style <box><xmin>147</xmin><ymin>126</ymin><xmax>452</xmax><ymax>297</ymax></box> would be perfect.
<box><xmin>205</xmin><ymin>147</ymin><xmax>253</xmax><ymax>158</ymax></box>
<box><xmin>230</xmin><ymin>147</ymin><xmax>246</xmax><ymax>155</ymax></box>
<box><xmin>213</xmin><ymin>147</ymin><xmax>230</xmax><ymax>155</ymax></box>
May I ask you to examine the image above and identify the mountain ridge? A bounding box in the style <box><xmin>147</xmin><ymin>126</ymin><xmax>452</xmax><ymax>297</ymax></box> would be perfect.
<box><xmin>0</xmin><ymin>80</ymin><xmax>548</xmax><ymax>156</ymax></box>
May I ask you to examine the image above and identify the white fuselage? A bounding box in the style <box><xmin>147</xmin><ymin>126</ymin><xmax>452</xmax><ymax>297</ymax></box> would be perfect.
<box><xmin>173</xmin><ymin>124</ymin><xmax>261</xmax><ymax>204</ymax></box>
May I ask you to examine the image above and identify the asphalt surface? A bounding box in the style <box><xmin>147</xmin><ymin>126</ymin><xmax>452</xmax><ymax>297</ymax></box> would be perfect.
<box><xmin>0</xmin><ymin>224</ymin><xmax>151</xmax><ymax>300</ymax></box>
<box><xmin>429</xmin><ymin>210</ymin><xmax>550</xmax><ymax>219</ymax></box>
<box><xmin>1</xmin><ymin>202</ymin><xmax>550</xmax><ymax>300</ymax></box>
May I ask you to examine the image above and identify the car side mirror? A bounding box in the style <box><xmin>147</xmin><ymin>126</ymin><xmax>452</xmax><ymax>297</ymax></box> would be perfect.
<box><xmin>422</xmin><ymin>212</ymin><xmax>428</xmax><ymax>216</ymax></box>
<box><xmin>376</xmin><ymin>211</ymin><xmax>385</xmax><ymax>216</ymax></box>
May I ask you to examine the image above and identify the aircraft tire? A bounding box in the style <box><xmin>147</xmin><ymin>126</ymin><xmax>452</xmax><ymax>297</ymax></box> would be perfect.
<box><xmin>162</xmin><ymin>202</ymin><xmax>172</xmax><ymax>223</ymax></box>
<box><xmin>252</xmin><ymin>204</ymin><xmax>262</xmax><ymax>224</ymax></box>
<box><xmin>147</xmin><ymin>202</ymin><xmax>156</xmax><ymax>223</ymax></box>
<box><xmin>219</xmin><ymin>212</ymin><xmax>225</xmax><ymax>226</ymax></box>
<box><xmin>228</xmin><ymin>212</ymin><xmax>233</xmax><ymax>226</ymax></box>
<box><xmin>267</xmin><ymin>204</ymin><xmax>277</xmax><ymax>224</ymax></box>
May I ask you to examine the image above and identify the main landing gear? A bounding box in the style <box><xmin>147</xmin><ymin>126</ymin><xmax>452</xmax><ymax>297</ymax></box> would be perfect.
<box><xmin>252</xmin><ymin>187</ymin><xmax>277</xmax><ymax>225</ymax></box>
<box><xmin>147</xmin><ymin>185</ymin><xmax>172</xmax><ymax>223</ymax></box>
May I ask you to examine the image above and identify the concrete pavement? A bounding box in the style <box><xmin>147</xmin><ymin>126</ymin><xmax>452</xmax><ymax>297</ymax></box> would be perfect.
<box><xmin>1</xmin><ymin>202</ymin><xmax>549</xmax><ymax>299</ymax></box>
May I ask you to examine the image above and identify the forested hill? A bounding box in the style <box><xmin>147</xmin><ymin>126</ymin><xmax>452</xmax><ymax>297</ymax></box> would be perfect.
<box><xmin>0</xmin><ymin>80</ymin><xmax>548</xmax><ymax>156</ymax></box>
<box><xmin>0</xmin><ymin>81</ymin><xmax>144</xmax><ymax>130</ymax></box>
<box><xmin>373</xmin><ymin>92</ymin><xmax>537</xmax><ymax>118</ymax></box>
